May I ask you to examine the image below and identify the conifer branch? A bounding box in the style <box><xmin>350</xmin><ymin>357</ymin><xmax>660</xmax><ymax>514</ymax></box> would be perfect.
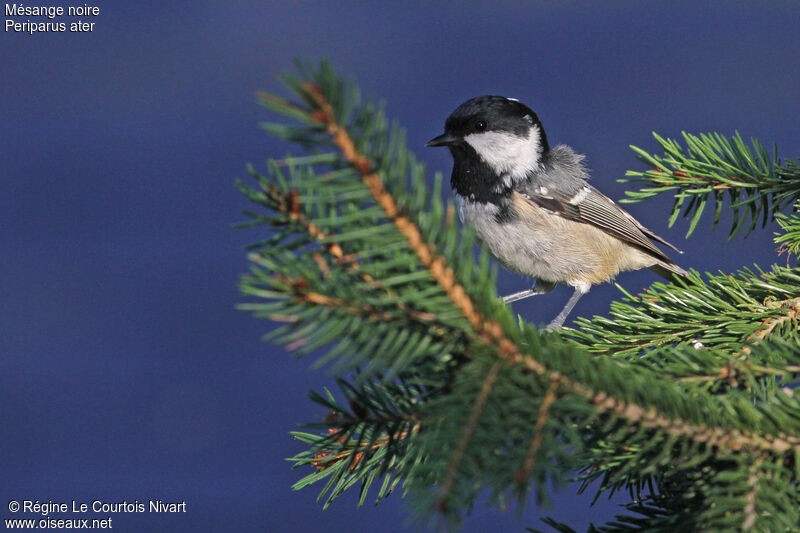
<box><xmin>295</xmin><ymin>78</ymin><xmax>800</xmax><ymax>458</ymax></box>
<box><xmin>774</xmin><ymin>202</ymin><xmax>800</xmax><ymax>257</ymax></box>
<box><xmin>749</xmin><ymin>297</ymin><xmax>800</xmax><ymax>341</ymax></box>
<box><xmin>270</xmin><ymin>273</ymin><xmax>440</xmax><ymax>328</ymax></box>
<box><xmin>567</xmin><ymin>266</ymin><xmax>800</xmax><ymax>358</ymax></box>
<box><xmin>237</xmin><ymin>60</ymin><xmax>800</xmax><ymax>529</ymax></box>
<box><xmin>621</xmin><ymin>132</ymin><xmax>800</xmax><ymax>239</ymax></box>
<box><xmin>309</xmin><ymin>424</ymin><xmax>421</xmax><ymax>472</ymax></box>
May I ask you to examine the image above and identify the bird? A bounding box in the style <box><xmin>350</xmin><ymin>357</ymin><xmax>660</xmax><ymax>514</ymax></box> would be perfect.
<box><xmin>426</xmin><ymin>95</ymin><xmax>686</xmax><ymax>329</ymax></box>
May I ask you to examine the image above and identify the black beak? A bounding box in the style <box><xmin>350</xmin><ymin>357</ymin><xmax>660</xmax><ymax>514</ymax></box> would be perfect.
<box><xmin>426</xmin><ymin>132</ymin><xmax>458</xmax><ymax>147</ymax></box>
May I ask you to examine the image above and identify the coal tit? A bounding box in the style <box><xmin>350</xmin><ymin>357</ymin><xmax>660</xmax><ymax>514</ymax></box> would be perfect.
<box><xmin>427</xmin><ymin>95</ymin><xmax>686</xmax><ymax>329</ymax></box>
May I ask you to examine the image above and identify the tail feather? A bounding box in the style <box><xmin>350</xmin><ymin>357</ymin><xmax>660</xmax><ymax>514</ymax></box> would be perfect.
<box><xmin>648</xmin><ymin>261</ymin><xmax>688</xmax><ymax>284</ymax></box>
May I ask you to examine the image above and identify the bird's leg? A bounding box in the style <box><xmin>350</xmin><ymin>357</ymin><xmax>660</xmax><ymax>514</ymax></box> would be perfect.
<box><xmin>502</xmin><ymin>279</ymin><xmax>556</xmax><ymax>304</ymax></box>
<box><xmin>546</xmin><ymin>282</ymin><xmax>590</xmax><ymax>330</ymax></box>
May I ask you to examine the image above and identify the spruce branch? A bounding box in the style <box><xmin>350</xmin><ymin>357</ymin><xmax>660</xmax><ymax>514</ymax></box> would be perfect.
<box><xmin>566</xmin><ymin>266</ymin><xmax>800</xmax><ymax>358</ymax></box>
<box><xmin>621</xmin><ymin>132</ymin><xmax>800</xmax><ymax>239</ymax></box>
<box><xmin>289</xmin><ymin>381</ymin><xmax>424</xmax><ymax>507</ymax></box>
<box><xmin>774</xmin><ymin>200</ymin><xmax>800</xmax><ymax>258</ymax></box>
<box><xmin>285</xmin><ymin>64</ymin><xmax>800</xmax><ymax>456</ymax></box>
<box><xmin>237</xmin><ymin>60</ymin><xmax>800</xmax><ymax>530</ymax></box>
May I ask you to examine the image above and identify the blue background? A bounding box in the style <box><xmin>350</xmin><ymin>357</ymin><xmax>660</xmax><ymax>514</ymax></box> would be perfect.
<box><xmin>3</xmin><ymin>2</ymin><xmax>799</xmax><ymax>531</ymax></box>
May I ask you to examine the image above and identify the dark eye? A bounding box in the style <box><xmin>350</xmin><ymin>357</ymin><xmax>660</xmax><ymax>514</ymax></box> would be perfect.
<box><xmin>475</xmin><ymin>120</ymin><xmax>487</xmax><ymax>132</ymax></box>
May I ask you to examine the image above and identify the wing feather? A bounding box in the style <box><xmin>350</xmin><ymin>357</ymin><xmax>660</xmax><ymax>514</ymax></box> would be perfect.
<box><xmin>519</xmin><ymin>184</ymin><xmax>682</xmax><ymax>264</ymax></box>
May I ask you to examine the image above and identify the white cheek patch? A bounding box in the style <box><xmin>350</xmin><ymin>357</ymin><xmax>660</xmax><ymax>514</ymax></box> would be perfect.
<box><xmin>464</xmin><ymin>126</ymin><xmax>542</xmax><ymax>181</ymax></box>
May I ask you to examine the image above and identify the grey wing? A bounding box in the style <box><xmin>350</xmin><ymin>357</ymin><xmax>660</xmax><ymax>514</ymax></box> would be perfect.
<box><xmin>519</xmin><ymin>183</ymin><xmax>682</xmax><ymax>263</ymax></box>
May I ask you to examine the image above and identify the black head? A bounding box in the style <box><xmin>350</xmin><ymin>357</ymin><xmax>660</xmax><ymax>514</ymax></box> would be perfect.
<box><xmin>426</xmin><ymin>95</ymin><xmax>549</xmax><ymax>153</ymax></box>
<box><xmin>427</xmin><ymin>96</ymin><xmax>550</xmax><ymax>202</ymax></box>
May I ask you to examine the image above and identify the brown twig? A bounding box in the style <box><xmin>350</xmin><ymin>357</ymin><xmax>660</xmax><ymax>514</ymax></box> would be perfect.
<box><xmin>258</xmin><ymin>175</ymin><xmax>457</xmax><ymax>329</ymax></box>
<box><xmin>741</xmin><ymin>456</ymin><xmax>766</xmax><ymax>531</ymax></box>
<box><xmin>676</xmin><ymin>297</ymin><xmax>800</xmax><ymax>385</ymax></box>
<box><xmin>516</xmin><ymin>378</ymin><xmax>561</xmax><ymax>484</ymax></box>
<box><xmin>260</xmin><ymin>183</ymin><xmax>347</xmax><ymax>263</ymax></box>
<box><xmin>649</xmin><ymin>168</ymin><xmax>747</xmax><ymax>189</ymax></box>
<box><xmin>275</xmin><ymin>275</ymin><xmax>437</xmax><ymax>328</ymax></box>
<box><xmin>748</xmin><ymin>298</ymin><xmax>800</xmax><ymax>343</ymax></box>
<box><xmin>435</xmin><ymin>361</ymin><xmax>502</xmax><ymax>510</ymax></box>
<box><xmin>311</xmin><ymin>424</ymin><xmax>421</xmax><ymax>472</ymax></box>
